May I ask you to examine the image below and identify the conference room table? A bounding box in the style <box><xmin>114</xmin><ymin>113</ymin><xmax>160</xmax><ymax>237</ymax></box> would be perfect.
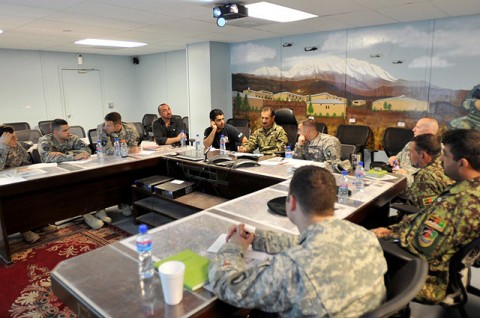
<box><xmin>50</xmin><ymin>154</ymin><xmax>407</xmax><ymax>317</ymax></box>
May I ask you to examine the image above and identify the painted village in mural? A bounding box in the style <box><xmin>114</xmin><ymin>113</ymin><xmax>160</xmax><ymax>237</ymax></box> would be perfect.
<box><xmin>230</xmin><ymin>15</ymin><xmax>480</xmax><ymax>149</ymax></box>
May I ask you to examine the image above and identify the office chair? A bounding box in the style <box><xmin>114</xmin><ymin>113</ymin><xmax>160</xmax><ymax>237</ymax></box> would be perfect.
<box><xmin>87</xmin><ymin>128</ymin><xmax>98</xmax><ymax>153</ymax></box>
<box><xmin>316</xmin><ymin>122</ymin><xmax>327</xmax><ymax>134</ymax></box>
<box><xmin>236</xmin><ymin>126</ymin><xmax>251</xmax><ymax>139</ymax></box>
<box><xmin>142</xmin><ymin>114</ymin><xmax>158</xmax><ymax>139</ymax></box>
<box><xmin>336</xmin><ymin>124</ymin><xmax>370</xmax><ymax>162</ymax></box>
<box><xmin>3</xmin><ymin>122</ymin><xmax>30</xmax><ymax>131</ymax></box>
<box><xmin>442</xmin><ymin>236</ymin><xmax>480</xmax><ymax>318</ymax></box>
<box><xmin>30</xmin><ymin>148</ymin><xmax>42</xmax><ymax>164</ymax></box>
<box><xmin>360</xmin><ymin>240</ymin><xmax>428</xmax><ymax>318</ymax></box>
<box><xmin>131</xmin><ymin>122</ymin><xmax>146</xmax><ymax>141</ymax></box>
<box><xmin>227</xmin><ymin>118</ymin><xmax>249</xmax><ymax>128</ymax></box>
<box><xmin>69</xmin><ymin>125</ymin><xmax>86</xmax><ymax>138</ymax></box>
<box><xmin>340</xmin><ymin>144</ymin><xmax>356</xmax><ymax>161</ymax></box>
<box><xmin>38</xmin><ymin>120</ymin><xmax>54</xmax><ymax>135</ymax></box>
<box><xmin>274</xmin><ymin>108</ymin><xmax>298</xmax><ymax>149</ymax></box>
<box><xmin>370</xmin><ymin>127</ymin><xmax>414</xmax><ymax>171</ymax></box>
<box><xmin>15</xmin><ymin>129</ymin><xmax>42</xmax><ymax>144</ymax></box>
<box><xmin>182</xmin><ymin>116</ymin><xmax>189</xmax><ymax>135</ymax></box>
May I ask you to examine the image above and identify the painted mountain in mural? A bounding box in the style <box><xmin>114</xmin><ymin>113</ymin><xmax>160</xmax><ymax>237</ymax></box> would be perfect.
<box><xmin>233</xmin><ymin>55</ymin><xmax>466</xmax><ymax>106</ymax></box>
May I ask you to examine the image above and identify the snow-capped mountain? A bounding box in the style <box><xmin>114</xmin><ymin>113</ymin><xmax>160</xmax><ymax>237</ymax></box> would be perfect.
<box><xmin>253</xmin><ymin>55</ymin><xmax>397</xmax><ymax>83</ymax></box>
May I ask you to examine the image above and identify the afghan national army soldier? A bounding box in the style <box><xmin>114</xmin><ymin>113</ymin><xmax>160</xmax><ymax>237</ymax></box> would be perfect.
<box><xmin>238</xmin><ymin>107</ymin><xmax>288</xmax><ymax>156</ymax></box>
<box><xmin>38</xmin><ymin>118</ymin><xmax>91</xmax><ymax>163</ymax></box>
<box><xmin>209</xmin><ymin>166</ymin><xmax>387</xmax><ymax>317</ymax></box>
<box><xmin>293</xmin><ymin>119</ymin><xmax>341</xmax><ymax>162</ymax></box>
<box><xmin>97</xmin><ymin>112</ymin><xmax>140</xmax><ymax>156</ymax></box>
<box><xmin>372</xmin><ymin>129</ymin><xmax>480</xmax><ymax>304</ymax></box>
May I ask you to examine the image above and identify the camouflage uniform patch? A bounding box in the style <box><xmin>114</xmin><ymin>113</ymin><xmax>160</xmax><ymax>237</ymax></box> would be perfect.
<box><xmin>293</xmin><ymin>133</ymin><xmax>341</xmax><ymax>162</ymax></box>
<box><xmin>97</xmin><ymin>122</ymin><xmax>139</xmax><ymax>156</ymax></box>
<box><xmin>405</xmin><ymin>157</ymin><xmax>454</xmax><ymax>209</ymax></box>
<box><xmin>391</xmin><ymin>177</ymin><xmax>480</xmax><ymax>304</ymax></box>
<box><xmin>209</xmin><ymin>219</ymin><xmax>387</xmax><ymax>317</ymax></box>
<box><xmin>243</xmin><ymin>123</ymin><xmax>288</xmax><ymax>156</ymax></box>
<box><xmin>0</xmin><ymin>142</ymin><xmax>31</xmax><ymax>170</ymax></box>
<box><xmin>38</xmin><ymin>134</ymin><xmax>91</xmax><ymax>163</ymax></box>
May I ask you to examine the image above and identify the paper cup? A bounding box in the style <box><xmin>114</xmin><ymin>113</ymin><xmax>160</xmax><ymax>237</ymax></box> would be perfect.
<box><xmin>158</xmin><ymin>261</ymin><xmax>185</xmax><ymax>305</ymax></box>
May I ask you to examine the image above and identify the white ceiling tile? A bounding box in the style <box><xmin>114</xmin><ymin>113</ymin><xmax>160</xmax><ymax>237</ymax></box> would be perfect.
<box><xmin>432</xmin><ymin>0</ymin><xmax>480</xmax><ymax>16</ymax></box>
<box><xmin>377</xmin><ymin>2</ymin><xmax>448</xmax><ymax>22</ymax></box>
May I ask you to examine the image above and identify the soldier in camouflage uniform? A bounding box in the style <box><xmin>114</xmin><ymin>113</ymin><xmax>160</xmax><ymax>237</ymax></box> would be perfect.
<box><xmin>372</xmin><ymin>129</ymin><xmax>480</xmax><ymax>304</ymax></box>
<box><xmin>293</xmin><ymin>119</ymin><xmax>340</xmax><ymax>162</ymax></box>
<box><xmin>404</xmin><ymin>134</ymin><xmax>454</xmax><ymax>209</ymax></box>
<box><xmin>97</xmin><ymin>112</ymin><xmax>140</xmax><ymax>155</ymax></box>
<box><xmin>38</xmin><ymin>118</ymin><xmax>91</xmax><ymax>163</ymax></box>
<box><xmin>0</xmin><ymin>125</ymin><xmax>31</xmax><ymax>170</ymax></box>
<box><xmin>209</xmin><ymin>166</ymin><xmax>387</xmax><ymax>317</ymax></box>
<box><xmin>449</xmin><ymin>84</ymin><xmax>480</xmax><ymax>130</ymax></box>
<box><xmin>388</xmin><ymin>118</ymin><xmax>439</xmax><ymax>186</ymax></box>
<box><xmin>238</xmin><ymin>107</ymin><xmax>288</xmax><ymax>156</ymax></box>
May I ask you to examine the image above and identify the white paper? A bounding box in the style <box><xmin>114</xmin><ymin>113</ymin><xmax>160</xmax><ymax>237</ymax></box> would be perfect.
<box><xmin>171</xmin><ymin>179</ymin><xmax>184</xmax><ymax>184</ymax></box>
<box><xmin>0</xmin><ymin>176</ymin><xmax>26</xmax><ymax>185</ymax></box>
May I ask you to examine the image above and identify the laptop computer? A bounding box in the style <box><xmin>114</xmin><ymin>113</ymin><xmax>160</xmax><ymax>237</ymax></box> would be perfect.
<box><xmin>176</xmin><ymin>150</ymin><xmax>204</xmax><ymax>161</ymax></box>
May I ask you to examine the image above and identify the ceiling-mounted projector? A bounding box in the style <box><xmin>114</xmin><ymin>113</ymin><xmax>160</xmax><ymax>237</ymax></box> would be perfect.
<box><xmin>213</xmin><ymin>3</ymin><xmax>248</xmax><ymax>27</ymax></box>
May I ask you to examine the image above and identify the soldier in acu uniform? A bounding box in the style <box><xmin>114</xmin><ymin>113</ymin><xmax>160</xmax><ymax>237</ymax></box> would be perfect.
<box><xmin>372</xmin><ymin>129</ymin><xmax>480</xmax><ymax>304</ymax></box>
<box><xmin>238</xmin><ymin>107</ymin><xmax>288</xmax><ymax>156</ymax></box>
<box><xmin>293</xmin><ymin>119</ymin><xmax>341</xmax><ymax>162</ymax></box>
<box><xmin>97</xmin><ymin>112</ymin><xmax>140</xmax><ymax>155</ymax></box>
<box><xmin>38</xmin><ymin>118</ymin><xmax>91</xmax><ymax>163</ymax></box>
<box><xmin>209</xmin><ymin>166</ymin><xmax>387</xmax><ymax>317</ymax></box>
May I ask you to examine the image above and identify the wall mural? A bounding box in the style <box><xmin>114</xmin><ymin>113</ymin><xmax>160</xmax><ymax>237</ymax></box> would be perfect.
<box><xmin>231</xmin><ymin>14</ymin><xmax>480</xmax><ymax>150</ymax></box>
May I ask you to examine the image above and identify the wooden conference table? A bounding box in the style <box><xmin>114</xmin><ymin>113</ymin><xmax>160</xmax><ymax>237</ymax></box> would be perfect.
<box><xmin>47</xmin><ymin>150</ymin><xmax>406</xmax><ymax>317</ymax></box>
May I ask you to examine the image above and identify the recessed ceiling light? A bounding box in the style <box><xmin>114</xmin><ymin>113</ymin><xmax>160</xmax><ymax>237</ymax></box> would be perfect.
<box><xmin>75</xmin><ymin>39</ymin><xmax>147</xmax><ymax>48</ymax></box>
<box><xmin>0</xmin><ymin>30</ymin><xmax>3</xmax><ymax>34</ymax></box>
<box><xmin>245</xmin><ymin>2</ymin><xmax>317</xmax><ymax>23</ymax></box>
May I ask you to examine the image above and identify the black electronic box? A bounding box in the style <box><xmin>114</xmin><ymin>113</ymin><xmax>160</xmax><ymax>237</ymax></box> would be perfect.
<box><xmin>154</xmin><ymin>180</ymin><xmax>195</xmax><ymax>199</ymax></box>
<box><xmin>135</xmin><ymin>175</ymin><xmax>173</xmax><ymax>192</ymax></box>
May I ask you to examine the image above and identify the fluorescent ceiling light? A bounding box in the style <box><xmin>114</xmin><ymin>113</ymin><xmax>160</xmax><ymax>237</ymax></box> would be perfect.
<box><xmin>75</xmin><ymin>39</ymin><xmax>147</xmax><ymax>48</ymax></box>
<box><xmin>0</xmin><ymin>30</ymin><xmax>3</xmax><ymax>34</ymax></box>
<box><xmin>246</xmin><ymin>2</ymin><xmax>317</xmax><ymax>23</ymax></box>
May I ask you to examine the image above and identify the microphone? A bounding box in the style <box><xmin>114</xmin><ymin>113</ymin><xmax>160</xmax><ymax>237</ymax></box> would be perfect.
<box><xmin>204</xmin><ymin>146</ymin><xmax>212</xmax><ymax>162</ymax></box>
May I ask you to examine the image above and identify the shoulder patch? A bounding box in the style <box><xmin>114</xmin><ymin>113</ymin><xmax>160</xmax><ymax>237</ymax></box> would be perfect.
<box><xmin>424</xmin><ymin>215</ymin><xmax>447</xmax><ymax>232</ymax></box>
<box><xmin>418</xmin><ymin>226</ymin><xmax>438</xmax><ymax>247</ymax></box>
<box><xmin>421</xmin><ymin>196</ymin><xmax>436</xmax><ymax>206</ymax></box>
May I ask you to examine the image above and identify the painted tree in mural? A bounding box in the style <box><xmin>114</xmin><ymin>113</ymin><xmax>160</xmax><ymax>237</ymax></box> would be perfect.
<box><xmin>243</xmin><ymin>94</ymin><xmax>250</xmax><ymax>111</ymax></box>
<box><xmin>234</xmin><ymin>92</ymin><xmax>242</xmax><ymax>110</ymax></box>
<box><xmin>307</xmin><ymin>95</ymin><xmax>314</xmax><ymax>114</ymax></box>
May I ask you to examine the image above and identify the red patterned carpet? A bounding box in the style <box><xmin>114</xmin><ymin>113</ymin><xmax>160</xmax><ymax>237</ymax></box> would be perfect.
<box><xmin>0</xmin><ymin>222</ymin><xmax>130</xmax><ymax>317</ymax></box>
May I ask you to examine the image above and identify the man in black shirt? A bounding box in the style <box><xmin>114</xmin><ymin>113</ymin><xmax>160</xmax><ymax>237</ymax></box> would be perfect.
<box><xmin>203</xmin><ymin>109</ymin><xmax>247</xmax><ymax>152</ymax></box>
<box><xmin>152</xmin><ymin>103</ymin><xmax>186</xmax><ymax>145</ymax></box>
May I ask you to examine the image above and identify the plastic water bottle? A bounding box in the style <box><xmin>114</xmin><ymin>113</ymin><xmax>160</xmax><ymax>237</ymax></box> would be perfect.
<box><xmin>120</xmin><ymin>139</ymin><xmax>128</xmax><ymax>158</ymax></box>
<box><xmin>180</xmin><ymin>130</ymin><xmax>186</xmax><ymax>147</ymax></box>
<box><xmin>114</xmin><ymin>137</ymin><xmax>121</xmax><ymax>157</ymax></box>
<box><xmin>136</xmin><ymin>224</ymin><xmax>154</xmax><ymax>279</ymax></box>
<box><xmin>220</xmin><ymin>134</ymin><xmax>226</xmax><ymax>154</ymax></box>
<box><xmin>96</xmin><ymin>140</ymin><xmax>104</xmax><ymax>160</ymax></box>
<box><xmin>285</xmin><ymin>145</ymin><xmax>293</xmax><ymax>159</ymax></box>
<box><xmin>338</xmin><ymin>171</ymin><xmax>349</xmax><ymax>204</ymax></box>
<box><xmin>355</xmin><ymin>161</ymin><xmax>365</xmax><ymax>192</ymax></box>
<box><xmin>195</xmin><ymin>134</ymin><xmax>201</xmax><ymax>153</ymax></box>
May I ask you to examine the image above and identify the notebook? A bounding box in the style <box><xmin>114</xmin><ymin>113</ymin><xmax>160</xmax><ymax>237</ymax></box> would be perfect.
<box><xmin>176</xmin><ymin>150</ymin><xmax>204</xmax><ymax>161</ymax></box>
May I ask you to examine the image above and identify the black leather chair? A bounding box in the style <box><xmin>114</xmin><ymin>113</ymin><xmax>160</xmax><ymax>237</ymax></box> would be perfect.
<box><xmin>30</xmin><ymin>148</ymin><xmax>42</xmax><ymax>163</ymax></box>
<box><xmin>227</xmin><ymin>118</ymin><xmax>249</xmax><ymax>128</ymax></box>
<box><xmin>15</xmin><ymin>129</ymin><xmax>42</xmax><ymax>144</ymax></box>
<box><xmin>131</xmin><ymin>122</ymin><xmax>146</xmax><ymax>141</ymax></box>
<box><xmin>182</xmin><ymin>116</ymin><xmax>189</xmax><ymax>136</ymax></box>
<box><xmin>3</xmin><ymin>122</ymin><xmax>31</xmax><ymax>131</ymax></box>
<box><xmin>336</xmin><ymin>124</ymin><xmax>370</xmax><ymax>162</ymax></box>
<box><xmin>274</xmin><ymin>108</ymin><xmax>298</xmax><ymax>149</ymax></box>
<box><xmin>69</xmin><ymin>125</ymin><xmax>86</xmax><ymax>138</ymax></box>
<box><xmin>316</xmin><ymin>122</ymin><xmax>327</xmax><ymax>134</ymax></box>
<box><xmin>236</xmin><ymin>127</ymin><xmax>251</xmax><ymax>139</ymax></box>
<box><xmin>87</xmin><ymin>128</ymin><xmax>98</xmax><ymax>153</ymax></box>
<box><xmin>142</xmin><ymin>114</ymin><xmax>158</xmax><ymax>139</ymax></box>
<box><xmin>38</xmin><ymin>120</ymin><xmax>53</xmax><ymax>135</ymax></box>
<box><xmin>360</xmin><ymin>240</ymin><xmax>428</xmax><ymax>318</ymax></box>
<box><xmin>340</xmin><ymin>144</ymin><xmax>356</xmax><ymax>161</ymax></box>
<box><xmin>370</xmin><ymin>127</ymin><xmax>414</xmax><ymax>171</ymax></box>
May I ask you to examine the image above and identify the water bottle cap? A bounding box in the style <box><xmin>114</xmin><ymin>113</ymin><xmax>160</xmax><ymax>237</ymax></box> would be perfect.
<box><xmin>181</xmin><ymin>130</ymin><xmax>185</xmax><ymax>133</ymax></box>
<box><xmin>139</xmin><ymin>224</ymin><xmax>148</xmax><ymax>234</ymax></box>
<box><xmin>286</xmin><ymin>145</ymin><xmax>291</xmax><ymax>150</ymax></box>
<box><xmin>359</xmin><ymin>161</ymin><xmax>363</xmax><ymax>166</ymax></box>
<box><xmin>97</xmin><ymin>140</ymin><xmax>101</xmax><ymax>143</ymax></box>
<box><xmin>342</xmin><ymin>170</ymin><xmax>348</xmax><ymax>175</ymax></box>
<box><xmin>196</xmin><ymin>134</ymin><xmax>199</xmax><ymax>137</ymax></box>
<box><xmin>221</xmin><ymin>134</ymin><xmax>225</xmax><ymax>138</ymax></box>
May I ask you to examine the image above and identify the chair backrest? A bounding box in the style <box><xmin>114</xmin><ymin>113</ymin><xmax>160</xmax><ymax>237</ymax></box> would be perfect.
<box><xmin>142</xmin><ymin>114</ymin><xmax>158</xmax><ymax>132</ymax></box>
<box><xmin>382</xmin><ymin>127</ymin><xmax>414</xmax><ymax>158</ymax></box>
<box><xmin>236</xmin><ymin>126</ymin><xmax>251</xmax><ymax>139</ymax></box>
<box><xmin>15</xmin><ymin>129</ymin><xmax>43</xmax><ymax>144</ymax></box>
<box><xmin>38</xmin><ymin>120</ymin><xmax>54</xmax><ymax>135</ymax></box>
<box><xmin>87</xmin><ymin>128</ymin><xmax>98</xmax><ymax>153</ymax></box>
<box><xmin>31</xmin><ymin>148</ymin><xmax>42</xmax><ymax>163</ymax></box>
<box><xmin>226</xmin><ymin>118</ymin><xmax>249</xmax><ymax>128</ymax></box>
<box><xmin>69</xmin><ymin>125</ymin><xmax>86</xmax><ymax>138</ymax></box>
<box><xmin>336</xmin><ymin>124</ymin><xmax>370</xmax><ymax>147</ymax></box>
<box><xmin>316</xmin><ymin>122</ymin><xmax>327</xmax><ymax>134</ymax></box>
<box><xmin>131</xmin><ymin>122</ymin><xmax>146</xmax><ymax>139</ymax></box>
<box><xmin>340</xmin><ymin>144</ymin><xmax>356</xmax><ymax>161</ymax></box>
<box><xmin>361</xmin><ymin>240</ymin><xmax>428</xmax><ymax>318</ymax></box>
<box><xmin>182</xmin><ymin>116</ymin><xmax>189</xmax><ymax>136</ymax></box>
<box><xmin>3</xmin><ymin>122</ymin><xmax>31</xmax><ymax>131</ymax></box>
<box><xmin>274</xmin><ymin>108</ymin><xmax>298</xmax><ymax>148</ymax></box>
